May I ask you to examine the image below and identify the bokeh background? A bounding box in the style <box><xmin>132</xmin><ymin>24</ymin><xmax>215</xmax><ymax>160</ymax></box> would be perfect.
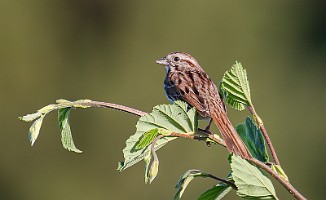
<box><xmin>1</xmin><ymin>1</ymin><xmax>325</xmax><ymax>199</ymax></box>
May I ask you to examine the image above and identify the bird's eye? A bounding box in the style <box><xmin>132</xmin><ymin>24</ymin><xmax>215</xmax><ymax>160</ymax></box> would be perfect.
<box><xmin>174</xmin><ymin>57</ymin><xmax>180</xmax><ymax>61</ymax></box>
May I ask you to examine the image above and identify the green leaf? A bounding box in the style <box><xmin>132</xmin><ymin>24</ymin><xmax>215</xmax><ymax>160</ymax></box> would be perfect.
<box><xmin>236</xmin><ymin>117</ymin><xmax>268</xmax><ymax>162</ymax></box>
<box><xmin>197</xmin><ymin>184</ymin><xmax>232</xmax><ymax>200</ymax></box>
<box><xmin>22</xmin><ymin>103</ymin><xmax>69</xmax><ymax>146</ymax></box>
<box><xmin>221</xmin><ymin>61</ymin><xmax>252</xmax><ymax>111</ymax></box>
<box><xmin>28</xmin><ymin>114</ymin><xmax>46</xmax><ymax>146</ymax></box>
<box><xmin>58</xmin><ymin>108</ymin><xmax>82</xmax><ymax>153</ymax></box>
<box><xmin>20</xmin><ymin>102</ymin><xmax>72</xmax><ymax>146</ymax></box>
<box><xmin>135</xmin><ymin>128</ymin><xmax>159</xmax><ymax>150</ymax></box>
<box><xmin>119</xmin><ymin>100</ymin><xmax>198</xmax><ymax>171</ymax></box>
<box><xmin>174</xmin><ymin>170</ymin><xmax>210</xmax><ymax>200</ymax></box>
<box><xmin>20</xmin><ymin>99</ymin><xmax>94</xmax><ymax>151</ymax></box>
<box><xmin>231</xmin><ymin>155</ymin><xmax>278</xmax><ymax>199</ymax></box>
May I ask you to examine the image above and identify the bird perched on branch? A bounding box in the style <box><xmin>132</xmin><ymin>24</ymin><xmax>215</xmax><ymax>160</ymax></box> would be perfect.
<box><xmin>156</xmin><ymin>52</ymin><xmax>251</xmax><ymax>158</ymax></box>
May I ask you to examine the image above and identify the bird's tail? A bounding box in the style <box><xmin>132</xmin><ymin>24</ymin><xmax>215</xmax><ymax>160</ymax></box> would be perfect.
<box><xmin>210</xmin><ymin>103</ymin><xmax>252</xmax><ymax>159</ymax></box>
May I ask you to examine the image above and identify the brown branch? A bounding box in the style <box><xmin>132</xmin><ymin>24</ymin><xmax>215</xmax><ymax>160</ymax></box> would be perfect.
<box><xmin>59</xmin><ymin>99</ymin><xmax>304</xmax><ymax>199</ymax></box>
<box><xmin>248</xmin><ymin>106</ymin><xmax>280</xmax><ymax>166</ymax></box>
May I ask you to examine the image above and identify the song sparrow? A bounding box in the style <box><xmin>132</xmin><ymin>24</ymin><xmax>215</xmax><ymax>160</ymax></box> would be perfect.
<box><xmin>155</xmin><ymin>52</ymin><xmax>251</xmax><ymax>158</ymax></box>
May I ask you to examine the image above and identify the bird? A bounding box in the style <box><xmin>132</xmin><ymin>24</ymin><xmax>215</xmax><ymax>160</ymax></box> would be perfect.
<box><xmin>155</xmin><ymin>51</ymin><xmax>251</xmax><ymax>158</ymax></box>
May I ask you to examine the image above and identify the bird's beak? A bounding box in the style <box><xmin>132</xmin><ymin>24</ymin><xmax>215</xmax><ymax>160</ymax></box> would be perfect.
<box><xmin>155</xmin><ymin>57</ymin><xmax>169</xmax><ymax>65</ymax></box>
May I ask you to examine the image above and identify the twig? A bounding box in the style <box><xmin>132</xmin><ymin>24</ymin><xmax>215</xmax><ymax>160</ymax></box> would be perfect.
<box><xmin>78</xmin><ymin>100</ymin><xmax>147</xmax><ymax>117</ymax></box>
<box><xmin>247</xmin><ymin>106</ymin><xmax>280</xmax><ymax>166</ymax></box>
<box><xmin>205</xmin><ymin>173</ymin><xmax>237</xmax><ymax>189</ymax></box>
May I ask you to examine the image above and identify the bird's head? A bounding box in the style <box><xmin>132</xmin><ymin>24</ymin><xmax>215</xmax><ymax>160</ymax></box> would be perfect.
<box><xmin>155</xmin><ymin>52</ymin><xmax>201</xmax><ymax>72</ymax></box>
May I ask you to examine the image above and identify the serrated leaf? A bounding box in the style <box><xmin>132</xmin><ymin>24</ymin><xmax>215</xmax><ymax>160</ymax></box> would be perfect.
<box><xmin>28</xmin><ymin>114</ymin><xmax>45</xmax><ymax>146</ymax></box>
<box><xmin>197</xmin><ymin>184</ymin><xmax>232</xmax><ymax>200</ymax></box>
<box><xmin>236</xmin><ymin>117</ymin><xmax>268</xmax><ymax>162</ymax></box>
<box><xmin>135</xmin><ymin>128</ymin><xmax>159</xmax><ymax>150</ymax></box>
<box><xmin>58</xmin><ymin>108</ymin><xmax>82</xmax><ymax>153</ymax></box>
<box><xmin>231</xmin><ymin>155</ymin><xmax>278</xmax><ymax>199</ymax></box>
<box><xmin>221</xmin><ymin>62</ymin><xmax>252</xmax><ymax>111</ymax></box>
<box><xmin>119</xmin><ymin>100</ymin><xmax>198</xmax><ymax>171</ymax></box>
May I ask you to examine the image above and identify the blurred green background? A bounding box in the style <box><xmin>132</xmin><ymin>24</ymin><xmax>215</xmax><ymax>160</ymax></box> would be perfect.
<box><xmin>1</xmin><ymin>0</ymin><xmax>325</xmax><ymax>199</ymax></box>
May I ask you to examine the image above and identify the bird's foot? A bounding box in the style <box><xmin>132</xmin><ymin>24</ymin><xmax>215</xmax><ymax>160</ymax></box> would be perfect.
<box><xmin>198</xmin><ymin>126</ymin><xmax>213</xmax><ymax>147</ymax></box>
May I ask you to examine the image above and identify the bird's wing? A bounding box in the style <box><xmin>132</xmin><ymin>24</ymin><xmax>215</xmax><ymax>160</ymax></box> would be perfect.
<box><xmin>170</xmin><ymin>71</ymin><xmax>211</xmax><ymax>117</ymax></box>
